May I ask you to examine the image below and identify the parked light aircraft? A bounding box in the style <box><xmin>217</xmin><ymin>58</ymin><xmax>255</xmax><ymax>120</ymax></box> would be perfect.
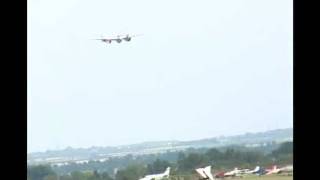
<box><xmin>278</xmin><ymin>165</ymin><xmax>293</xmax><ymax>174</ymax></box>
<box><xmin>256</xmin><ymin>168</ymin><xmax>267</xmax><ymax>176</ymax></box>
<box><xmin>139</xmin><ymin>167</ymin><xmax>170</xmax><ymax>180</ymax></box>
<box><xmin>245</xmin><ymin>166</ymin><xmax>261</xmax><ymax>174</ymax></box>
<box><xmin>238</xmin><ymin>169</ymin><xmax>250</xmax><ymax>174</ymax></box>
<box><xmin>224</xmin><ymin>168</ymin><xmax>243</xmax><ymax>177</ymax></box>
<box><xmin>195</xmin><ymin>166</ymin><xmax>215</xmax><ymax>180</ymax></box>
<box><xmin>94</xmin><ymin>34</ymin><xmax>142</xmax><ymax>44</ymax></box>
<box><xmin>265</xmin><ymin>165</ymin><xmax>281</xmax><ymax>175</ymax></box>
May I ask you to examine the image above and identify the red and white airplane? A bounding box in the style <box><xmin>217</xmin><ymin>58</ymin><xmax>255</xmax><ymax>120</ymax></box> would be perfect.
<box><xmin>265</xmin><ymin>165</ymin><xmax>281</xmax><ymax>175</ymax></box>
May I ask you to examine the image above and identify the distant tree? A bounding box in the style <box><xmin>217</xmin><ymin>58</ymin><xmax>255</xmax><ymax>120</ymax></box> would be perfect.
<box><xmin>271</xmin><ymin>142</ymin><xmax>293</xmax><ymax>156</ymax></box>
<box><xmin>101</xmin><ymin>172</ymin><xmax>113</xmax><ymax>180</ymax></box>
<box><xmin>28</xmin><ymin>165</ymin><xmax>56</xmax><ymax>180</ymax></box>
<box><xmin>115</xmin><ymin>164</ymin><xmax>147</xmax><ymax>180</ymax></box>
<box><xmin>224</xmin><ymin>148</ymin><xmax>236</xmax><ymax>160</ymax></box>
<box><xmin>93</xmin><ymin>170</ymin><xmax>101</xmax><ymax>178</ymax></box>
<box><xmin>205</xmin><ymin>148</ymin><xmax>223</xmax><ymax>162</ymax></box>
<box><xmin>71</xmin><ymin>171</ymin><xmax>87</xmax><ymax>180</ymax></box>
<box><xmin>147</xmin><ymin>159</ymin><xmax>171</xmax><ymax>174</ymax></box>
<box><xmin>177</xmin><ymin>153</ymin><xmax>208</xmax><ymax>171</ymax></box>
<box><xmin>268</xmin><ymin>142</ymin><xmax>293</xmax><ymax>165</ymax></box>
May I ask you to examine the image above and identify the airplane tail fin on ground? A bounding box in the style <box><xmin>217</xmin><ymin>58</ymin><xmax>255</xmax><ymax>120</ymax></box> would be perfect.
<box><xmin>203</xmin><ymin>166</ymin><xmax>214</xmax><ymax>180</ymax></box>
<box><xmin>196</xmin><ymin>166</ymin><xmax>214</xmax><ymax>180</ymax></box>
<box><xmin>196</xmin><ymin>168</ymin><xmax>207</xmax><ymax>178</ymax></box>
<box><xmin>254</xmin><ymin>166</ymin><xmax>260</xmax><ymax>172</ymax></box>
<box><xmin>164</xmin><ymin>167</ymin><xmax>170</xmax><ymax>176</ymax></box>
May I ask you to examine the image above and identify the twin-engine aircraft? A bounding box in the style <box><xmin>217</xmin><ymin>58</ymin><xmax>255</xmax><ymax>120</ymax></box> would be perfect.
<box><xmin>94</xmin><ymin>34</ymin><xmax>142</xmax><ymax>44</ymax></box>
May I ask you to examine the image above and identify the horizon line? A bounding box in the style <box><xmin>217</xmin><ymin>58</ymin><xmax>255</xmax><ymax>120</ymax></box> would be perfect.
<box><xmin>28</xmin><ymin>127</ymin><xmax>293</xmax><ymax>154</ymax></box>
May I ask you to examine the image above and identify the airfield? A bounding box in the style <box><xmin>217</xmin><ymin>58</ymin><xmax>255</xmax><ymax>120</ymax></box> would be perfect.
<box><xmin>169</xmin><ymin>174</ymin><xmax>292</xmax><ymax>180</ymax></box>
<box><xmin>219</xmin><ymin>175</ymin><xmax>292</xmax><ymax>180</ymax></box>
<box><xmin>154</xmin><ymin>165</ymin><xmax>293</xmax><ymax>180</ymax></box>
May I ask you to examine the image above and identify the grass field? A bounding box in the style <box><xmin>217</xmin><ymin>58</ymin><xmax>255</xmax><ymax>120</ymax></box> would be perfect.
<box><xmin>223</xmin><ymin>175</ymin><xmax>293</xmax><ymax>180</ymax></box>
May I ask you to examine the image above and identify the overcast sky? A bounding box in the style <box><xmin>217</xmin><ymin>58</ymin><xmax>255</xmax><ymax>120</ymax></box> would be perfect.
<box><xmin>28</xmin><ymin>0</ymin><xmax>293</xmax><ymax>153</ymax></box>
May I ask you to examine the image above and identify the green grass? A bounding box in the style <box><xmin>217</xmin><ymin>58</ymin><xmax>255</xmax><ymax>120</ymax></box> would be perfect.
<box><xmin>228</xmin><ymin>174</ymin><xmax>293</xmax><ymax>180</ymax></box>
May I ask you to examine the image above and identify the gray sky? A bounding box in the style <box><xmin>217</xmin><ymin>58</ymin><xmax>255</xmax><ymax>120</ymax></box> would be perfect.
<box><xmin>28</xmin><ymin>0</ymin><xmax>293</xmax><ymax>153</ymax></box>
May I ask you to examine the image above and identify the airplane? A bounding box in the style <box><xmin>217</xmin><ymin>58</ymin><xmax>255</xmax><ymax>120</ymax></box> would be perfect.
<box><xmin>214</xmin><ymin>167</ymin><xmax>252</xmax><ymax>178</ymax></box>
<box><xmin>224</xmin><ymin>167</ymin><xmax>243</xmax><ymax>177</ymax></box>
<box><xmin>214</xmin><ymin>171</ymin><xmax>225</xmax><ymax>179</ymax></box>
<box><xmin>240</xmin><ymin>166</ymin><xmax>267</xmax><ymax>176</ymax></box>
<box><xmin>245</xmin><ymin>166</ymin><xmax>261</xmax><ymax>174</ymax></box>
<box><xmin>139</xmin><ymin>167</ymin><xmax>170</xmax><ymax>180</ymax></box>
<box><xmin>94</xmin><ymin>34</ymin><xmax>142</xmax><ymax>44</ymax></box>
<box><xmin>195</xmin><ymin>166</ymin><xmax>215</xmax><ymax>180</ymax></box>
<box><xmin>278</xmin><ymin>165</ymin><xmax>293</xmax><ymax>174</ymax></box>
<box><xmin>238</xmin><ymin>169</ymin><xmax>250</xmax><ymax>174</ymax></box>
<box><xmin>265</xmin><ymin>165</ymin><xmax>281</xmax><ymax>175</ymax></box>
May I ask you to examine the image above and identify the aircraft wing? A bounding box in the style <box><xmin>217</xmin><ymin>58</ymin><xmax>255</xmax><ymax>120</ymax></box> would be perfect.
<box><xmin>280</xmin><ymin>165</ymin><xmax>293</xmax><ymax>172</ymax></box>
<box><xmin>224</xmin><ymin>171</ymin><xmax>235</xmax><ymax>176</ymax></box>
<box><xmin>224</xmin><ymin>172</ymin><xmax>232</xmax><ymax>176</ymax></box>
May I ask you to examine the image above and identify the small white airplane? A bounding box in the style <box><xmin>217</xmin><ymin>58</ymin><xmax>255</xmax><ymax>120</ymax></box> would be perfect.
<box><xmin>139</xmin><ymin>167</ymin><xmax>170</xmax><ymax>180</ymax></box>
<box><xmin>94</xmin><ymin>34</ymin><xmax>142</xmax><ymax>44</ymax></box>
<box><xmin>195</xmin><ymin>166</ymin><xmax>215</xmax><ymax>180</ymax></box>
<box><xmin>224</xmin><ymin>167</ymin><xmax>243</xmax><ymax>177</ymax></box>
<box><xmin>238</xmin><ymin>169</ymin><xmax>250</xmax><ymax>174</ymax></box>
<box><xmin>246</xmin><ymin>166</ymin><xmax>261</xmax><ymax>174</ymax></box>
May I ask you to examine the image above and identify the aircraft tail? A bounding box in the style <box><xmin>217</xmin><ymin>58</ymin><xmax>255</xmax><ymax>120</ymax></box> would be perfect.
<box><xmin>196</xmin><ymin>168</ymin><xmax>207</xmax><ymax>178</ymax></box>
<box><xmin>164</xmin><ymin>167</ymin><xmax>170</xmax><ymax>176</ymax></box>
<box><xmin>203</xmin><ymin>166</ymin><xmax>214</xmax><ymax>180</ymax></box>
